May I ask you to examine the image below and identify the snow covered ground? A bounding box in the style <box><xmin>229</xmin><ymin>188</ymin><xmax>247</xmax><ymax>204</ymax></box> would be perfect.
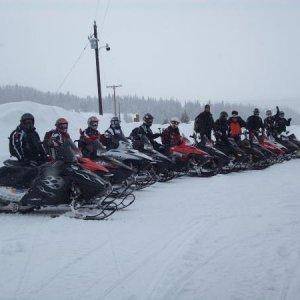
<box><xmin>0</xmin><ymin>101</ymin><xmax>300</xmax><ymax>300</ymax></box>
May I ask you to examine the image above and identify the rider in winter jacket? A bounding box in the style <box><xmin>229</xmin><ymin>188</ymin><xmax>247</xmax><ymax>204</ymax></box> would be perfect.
<box><xmin>214</xmin><ymin>111</ymin><xmax>229</xmax><ymax>143</ymax></box>
<box><xmin>227</xmin><ymin>111</ymin><xmax>246</xmax><ymax>141</ymax></box>
<box><xmin>161</xmin><ymin>117</ymin><xmax>182</xmax><ymax>149</ymax></box>
<box><xmin>273</xmin><ymin>106</ymin><xmax>292</xmax><ymax>135</ymax></box>
<box><xmin>264</xmin><ymin>110</ymin><xmax>276</xmax><ymax>136</ymax></box>
<box><xmin>78</xmin><ymin>116</ymin><xmax>106</xmax><ymax>159</ymax></box>
<box><xmin>44</xmin><ymin>118</ymin><xmax>77</xmax><ymax>161</ymax></box>
<box><xmin>194</xmin><ymin>104</ymin><xmax>214</xmax><ymax>144</ymax></box>
<box><xmin>130</xmin><ymin>113</ymin><xmax>162</xmax><ymax>151</ymax></box>
<box><xmin>9</xmin><ymin>113</ymin><xmax>46</xmax><ymax>165</ymax></box>
<box><xmin>246</xmin><ymin>108</ymin><xmax>264</xmax><ymax>141</ymax></box>
<box><xmin>104</xmin><ymin>117</ymin><xmax>127</xmax><ymax>150</ymax></box>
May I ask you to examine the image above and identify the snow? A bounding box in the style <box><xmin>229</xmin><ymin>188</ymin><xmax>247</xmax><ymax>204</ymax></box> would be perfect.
<box><xmin>0</xmin><ymin>101</ymin><xmax>300</xmax><ymax>300</ymax></box>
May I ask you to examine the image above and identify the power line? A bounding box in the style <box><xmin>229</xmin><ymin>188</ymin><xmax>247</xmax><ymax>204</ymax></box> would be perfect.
<box><xmin>94</xmin><ymin>0</ymin><xmax>101</xmax><ymax>21</ymax></box>
<box><xmin>56</xmin><ymin>42</ymin><xmax>88</xmax><ymax>93</ymax></box>
<box><xmin>100</xmin><ymin>0</ymin><xmax>112</xmax><ymax>34</ymax></box>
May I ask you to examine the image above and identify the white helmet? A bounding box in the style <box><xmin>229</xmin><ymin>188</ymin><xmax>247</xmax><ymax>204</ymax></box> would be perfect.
<box><xmin>170</xmin><ymin>117</ymin><xmax>180</xmax><ymax>127</ymax></box>
<box><xmin>87</xmin><ymin>116</ymin><xmax>99</xmax><ymax>129</ymax></box>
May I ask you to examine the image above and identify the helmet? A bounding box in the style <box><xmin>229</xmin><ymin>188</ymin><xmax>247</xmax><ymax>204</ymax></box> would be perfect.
<box><xmin>20</xmin><ymin>113</ymin><xmax>34</xmax><ymax>123</ymax></box>
<box><xmin>220</xmin><ymin>111</ymin><xmax>228</xmax><ymax>118</ymax></box>
<box><xmin>20</xmin><ymin>113</ymin><xmax>35</xmax><ymax>130</ymax></box>
<box><xmin>170</xmin><ymin>117</ymin><xmax>180</xmax><ymax>127</ymax></box>
<box><xmin>266</xmin><ymin>110</ymin><xmax>272</xmax><ymax>117</ymax></box>
<box><xmin>143</xmin><ymin>113</ymin><xmax>154</xmax><ymax>126</ymax></box>
<box><xmin>253</xmin><ymin>108</ymin><xmax>260</xmax><ymax>115</ymax></box>
<box><xmin>110</xmin><ymin>116</ymin><xmax>120</xmax><ymax>128</ymax></box>
<box><xmin>87</xmin><ymin>116</ymin><xmax>99</xmax><ymax>130</ymax></box>
<box><xmin>55</xmin><ymin>118</ymin><xmax>68</xmax><ymax>133</ymax></box>
<box><xmin>232</xmin><ymin>110</ymin><xmax>238</xmax><ymax>117</ymax></box>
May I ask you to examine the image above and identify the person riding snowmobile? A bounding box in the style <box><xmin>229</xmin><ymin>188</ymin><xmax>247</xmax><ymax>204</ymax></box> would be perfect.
<box><xmin>194</xmin><ymin>104</ymin><xmax>214</xmax><ymax>145</ymax></box>
<box><xmin>273</xmin><ymin>107</ymin><xmax>292</xmax><ymax>135</ymax></box>
<box><xmin>161</xmin><ymin>117</ymin><xmax>182</xmax><ymax>149</ymax></box>
<box><xmin>227</xmin><ymin>111</ymin><xmax>246</xmax><ymax>142</ymax></box>
<box><xmin>246</xmin><ymin>108</ymin><xmax>264</xmax><ymax>141</ymax></box>
<box><xmin>214</xmin><ymin>111</ymin><xmax>230</xmax><ymax>142</ymax></box>
<box><xmin>9</xmin><ymin>113</ymin><xmax>46</xmax><ymax>165</ymax></box>
<box><xmin>44</xmin><ymin>118</ymin><xmax>77</xmax><ymax>161</ymax></box>
<box><xmin>78</xmin><ymin>116</ymin><xmax>106</xmax><ymax>159</ymax></box>
<box><xmin>264</xmin><ymin>110</ymin><xmax>276</xmax><ymax>136</ymax></box>
<box><xmin>104</xmin><ymin>117</ymin><xmax>127</xmax><ymax>150</ymax></box>
<box><xmin>130</xmin><ymin>113</ymin><xmax>162</xmax><ymax>151</ymax></box>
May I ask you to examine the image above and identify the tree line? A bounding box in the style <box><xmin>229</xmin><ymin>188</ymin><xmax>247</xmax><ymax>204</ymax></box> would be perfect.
<box><xmin>1</xmin><ymin>84</ymin><xmax>300</xmax><ymax>124</ymax></box>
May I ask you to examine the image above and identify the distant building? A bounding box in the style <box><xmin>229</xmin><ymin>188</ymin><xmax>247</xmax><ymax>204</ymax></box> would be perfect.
<box><xmin>133</xmin><ymin>113</ymin><xmax>140</xmax><ymax>122</ymax></box>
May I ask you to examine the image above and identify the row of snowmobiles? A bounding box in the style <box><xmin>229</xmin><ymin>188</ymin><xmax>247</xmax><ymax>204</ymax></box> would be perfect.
<box><xmin>0</xmin><ymin>130</ymin><xmax>299</xmax><ymax>220</ymax></box>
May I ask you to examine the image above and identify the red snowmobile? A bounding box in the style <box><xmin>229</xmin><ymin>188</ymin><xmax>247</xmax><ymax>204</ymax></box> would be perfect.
<box><xmin>168</xmin><ymin>136</ymin><xmax>218</xmax><ymax>177</ymax></box>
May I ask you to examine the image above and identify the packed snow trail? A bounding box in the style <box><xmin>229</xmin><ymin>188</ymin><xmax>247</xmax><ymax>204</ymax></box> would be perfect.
<box><xmin>0</xmin><ymin>160</ymin><xmax>300</xmax><ymax>300</ymax></box>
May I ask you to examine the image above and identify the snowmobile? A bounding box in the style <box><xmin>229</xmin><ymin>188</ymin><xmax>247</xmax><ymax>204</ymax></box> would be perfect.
<box><xmin>0</xmin><ymin>141</ymin><xmax>134</xmax><ymax>220</ymax></box>
<box><xmin>133</xmin><ymin>136</ymin><xmax>176</xmax><ymax>182</ymax></box>
<box><xmin>214</xmin><ymin>136</ymin><xmax>251</xmax><ymax>171</ymax></box>
<box><xmin>191</xmin><ymin>133</ymin><xmax>234</xmax><ymax>173</ymax></box>
<box><xmin>274</xmin><ymin>132</ymin><xmax>300</xmax><ymax>158</ymax></box>
<box><xmin>104</xmin><ymin>140</ymin><xmax>158</xmax><ymax>189</ymax></box>
<box><xmin>256</xmin><ymin>135</ymin><xmax>287</xmax><ymax>163</ymax></box>
<box><xmin>167</xmin><ymin>136</ymin><xmax>218</xmax><ymax>177</ymax></box>
<box><xmin>75</xmin><ymin>140</ymin><xmax>134</xmax><ymax>185</ymax></box>
<box><xmin>238</xmin><ymin>134</ymin><xmax>272</xmax><ymax>170</ymax></box>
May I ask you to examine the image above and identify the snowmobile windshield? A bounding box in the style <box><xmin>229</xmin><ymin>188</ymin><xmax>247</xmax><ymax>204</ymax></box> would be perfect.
<box><xmin>118</xmin><ymin>140</ymin><xmax>133</xmax><ymax>150</ymax></box>
<box><xmin>141</xmin><ymin>136</ymin><xmax>154</xmax><ymax>151</ymax></box>
<box><xmin>59</xmin><ymin>139</ymin><xmax>82</xmax><ymax>162</ymax></box>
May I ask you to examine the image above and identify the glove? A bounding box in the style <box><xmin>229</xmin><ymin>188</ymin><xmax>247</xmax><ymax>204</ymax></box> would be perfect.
<box><xmin>288</xmin><ymin>118</ymin><xmax>292</xmax><ymax>122</ymax></box>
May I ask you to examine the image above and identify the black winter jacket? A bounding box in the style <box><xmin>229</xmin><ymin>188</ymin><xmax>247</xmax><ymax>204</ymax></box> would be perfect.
<box><xmin>9</xmin><ymin>125</ymin><xmax>45</xmax><ymax>163</ymax></box>
<box><xmin>194</xmin><ymin>111</ymin><xmax>214</xmax><ymax>135</ymax></box>
<box><xmin>246</xmin><ymin>115</ymin><xmax>264</xmax><ymax>132</ymax></box>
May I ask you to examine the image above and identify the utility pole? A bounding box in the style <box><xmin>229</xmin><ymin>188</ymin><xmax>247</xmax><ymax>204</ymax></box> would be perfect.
<box><xmin>106</xmin><ymin>84</ymin><xmax>122</xmax><ymax>117</ymax></box>
<box><xmin>93</xmin><ymin>21</ymin><xmax>103</xmax><ymax>115</ymax></box>
<box><xmin>118</xmin><ymin>102</ymin><xmax>121</xmax><ymax>120</ymax></box>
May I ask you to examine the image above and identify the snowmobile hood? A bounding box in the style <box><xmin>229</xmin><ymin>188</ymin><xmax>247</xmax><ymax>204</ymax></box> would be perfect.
<box><xmin>170</xmin><ymin>142</ymin><xmax>210</xmax><ymax>157</ymax></box>
<box><xmin>79</xmin><ymin>157</ymin><xmax>110</xmax><ymax>173</ymax></box>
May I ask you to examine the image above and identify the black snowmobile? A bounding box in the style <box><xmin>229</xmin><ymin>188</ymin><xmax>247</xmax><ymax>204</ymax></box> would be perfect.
<box><xmin>104</xmin><ymin>140</ymin><xmax>158</xmax><ymax>189</ymax></box>
<box><xmin>137</xmin><ymin>136</ymin><xmax>176</xmax><ymax>182</ymax></box>
<box><xmin>214</xmin><ymin>136</ymin><xmax>251</xmax><ymax>171</ymax></box>
<box><xmin>191</xmin><ymin>133</ymin><xmax>233</xmax><ymax>173</ymax></box>
<box><xmin>274</xmin><ymin>132</ymin><xmax>300</xmax><ymax>158</ymax></box>
<box><xmin>0</xmin><ymin>141</ymin><xmax>134</xmax><ymax>220</ymax></box>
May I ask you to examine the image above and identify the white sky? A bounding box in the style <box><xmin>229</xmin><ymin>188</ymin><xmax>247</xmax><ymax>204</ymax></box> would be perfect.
<box><xmin>0</xmin><ymin>0</ymin><xmax>300</xmax><ymax>105</ymax></box>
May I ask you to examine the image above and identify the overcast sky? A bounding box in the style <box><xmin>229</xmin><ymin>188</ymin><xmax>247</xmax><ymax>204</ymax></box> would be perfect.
<box><xmin>0</xmin><ymin>0</ymin><xmax>299</xmax><ymax>105</ymax></box>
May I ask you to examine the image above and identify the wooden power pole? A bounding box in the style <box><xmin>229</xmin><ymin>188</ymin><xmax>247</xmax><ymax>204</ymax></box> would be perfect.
<box><xmin>93</xmin><ymin>21</ymin><xmax>103</xmax><ymax>115</ymax></box>
<box><xmin>106</xmin><ymin>84</ymin><xmax>122</xmax><ymax>117</ymax></box>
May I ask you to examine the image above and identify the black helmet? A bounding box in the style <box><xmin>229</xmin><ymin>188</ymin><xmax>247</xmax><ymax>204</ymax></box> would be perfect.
<box><xmin>20</xmin><ymin>113</ymin><xmax>34</xmax><ymax>123</ymax></box>
<box><xmin>220</xmin><ymin>111</ymin><xmax>228</xmax><ymax>118</ymax></box>
<box><xmin>232</xmin><ymin>110</ymin><xmax>238</xmax><ymax>116</ymax></box>
<box><xmin>20</xmin><ymin>113</ymin><xmax>35</xmax><ymax>130</ymax></box>
<box><xmin>143</xmin><ymin>113</ymin><xmax>154</xmax><ymax>125</ymax></box>
<box><xmin>253</xmin><ymin>108</ymin><xmax>260</xmax><ymax>115</ymax></box>
<box><xmin>110</xmin><ymin>116</ymin><xmax>121</xmax><ymax>128</ymax></box>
